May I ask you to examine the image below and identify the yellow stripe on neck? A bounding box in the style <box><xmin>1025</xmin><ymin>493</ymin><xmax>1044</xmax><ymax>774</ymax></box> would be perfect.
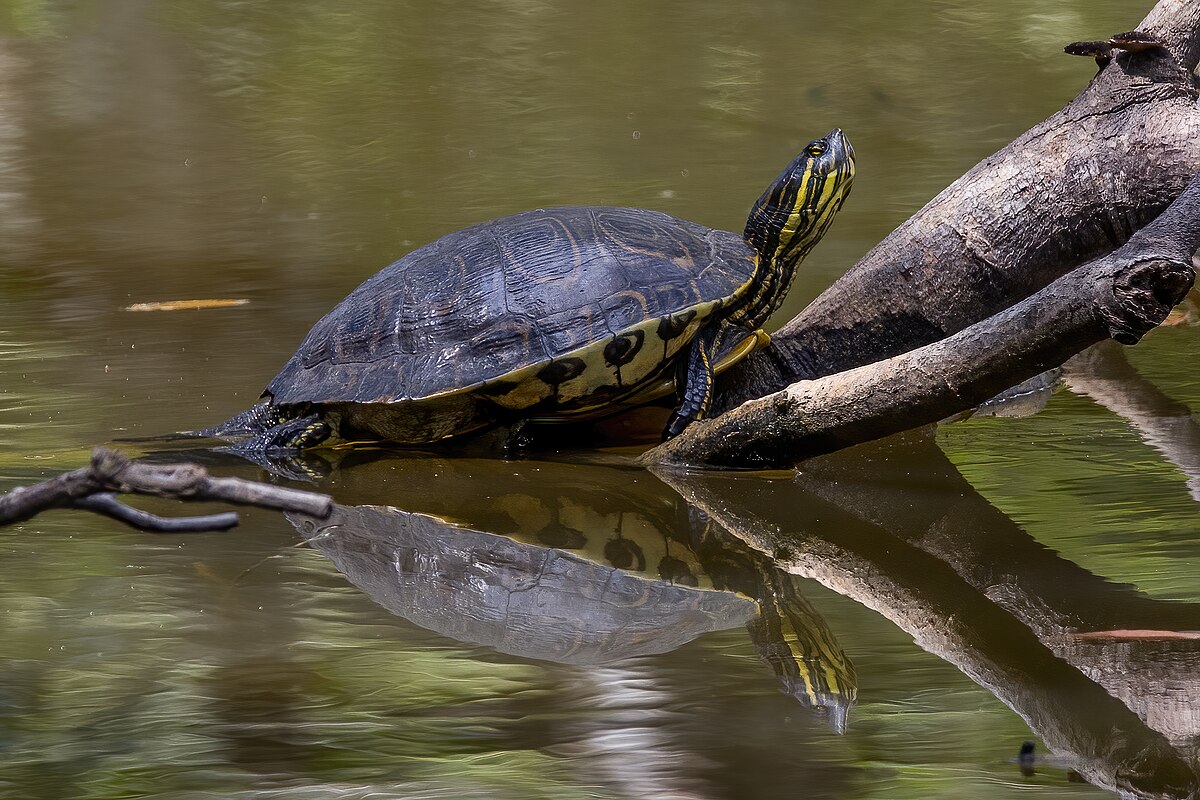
<box><xmin>771</xmin><ymin>163</ymin><xmax>815</xmax><ymax>264</ymax></box>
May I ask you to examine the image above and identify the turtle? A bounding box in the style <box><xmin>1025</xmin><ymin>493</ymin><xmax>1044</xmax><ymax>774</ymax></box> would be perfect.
<box><xmin>206</xmin><ymin>129</ymin><xmax>854</xmax><ymax>451</ymax></box>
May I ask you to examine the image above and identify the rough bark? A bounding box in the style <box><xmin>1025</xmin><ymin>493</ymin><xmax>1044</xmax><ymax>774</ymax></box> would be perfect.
<box><xmin>644</xmin><ymin>174</ymin><xmax>1200</xmax><ymax>468</ymax></box>
<box><xmin>0</xmin><ymin>448</ymin><xmax>333</xmax><ymax>532</ymax></box>
<box><xmin>717</xmin><ymin>0</ymin><xmax>1200</xmax><ymax>408</ymax></box>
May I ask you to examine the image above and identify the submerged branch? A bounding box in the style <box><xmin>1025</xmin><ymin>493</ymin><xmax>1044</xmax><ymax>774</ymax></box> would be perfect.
<box><xmin>0</xmin><ymin>448</ymin><xmax>333</xmax><ymax>533</ymax></box>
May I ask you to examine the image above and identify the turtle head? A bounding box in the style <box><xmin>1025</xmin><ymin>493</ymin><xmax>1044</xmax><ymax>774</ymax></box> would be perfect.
<box><xmin>743</xmin><ymin>128</ymin><xmax>855</xmax><ymax>270</ymax></box>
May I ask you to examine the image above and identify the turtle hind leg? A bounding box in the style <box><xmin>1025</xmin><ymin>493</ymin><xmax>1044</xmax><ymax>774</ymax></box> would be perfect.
<box><xmin>194</xmin><ymin>399</ymin><xmax>331</xmax><ymax>453</ymax></box>
<box><xmin>214</xmin><ymin>414</ymin><xmax>335</xmax><ymax>481</ymax></box>
<box><xmin>242</xmin><ymin>414</ymin><xmax>333</xmax><ymax>455</ymax></box>
<box><xmin>663</xmin><ymin>324</ymin><xmax>721</xmax><ymax>440</ymax></box>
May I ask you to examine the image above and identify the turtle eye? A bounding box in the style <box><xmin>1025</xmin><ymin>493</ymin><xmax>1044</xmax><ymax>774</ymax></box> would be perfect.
<box><xmin>806</xmin><ymin>143</ymin><xmax>826</xmax><ymax>157</ymax></box>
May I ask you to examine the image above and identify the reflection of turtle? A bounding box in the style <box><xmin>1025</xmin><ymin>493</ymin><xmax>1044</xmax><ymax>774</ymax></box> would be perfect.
<box><xmin>292</xmin><ymin>504</ymin><xmax>758</xmax><ymax>665</ymax></box>
<box><xmin>207</xmin><ymin>130</ymin><xmax>854</xmax><ymax>452</ymax></box>
<box><xmin>688</xmin><ymin>514</ymin><xmax>857</xmax><ymax>731</ymax></box>
<box><xmin>290</xmin><ymin>499</ymin><xmax>857</xmax><ymax>729</ymax></box>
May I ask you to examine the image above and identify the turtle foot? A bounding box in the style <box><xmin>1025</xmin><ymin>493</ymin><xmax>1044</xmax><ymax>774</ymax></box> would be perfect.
<box><xmin>259</xmin><ymin>415</ymin><xmax>333</xmax><ymax>453</ymax></box>
<box><xmin>214</xmin><ymin>414</ymin><xmax>335</xmax><ymax>481</ymax></box>
<box><xmin>662</xmin><ymin>411</ymin><xmax>694</xmax><ymax>441</ymax></box>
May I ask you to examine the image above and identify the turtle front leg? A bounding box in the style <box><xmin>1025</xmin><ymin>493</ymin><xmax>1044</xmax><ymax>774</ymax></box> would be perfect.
<box><xmin>663</xmin><ymin>324</ymin><xmax>721</xmax><ymax>440</ymax></box>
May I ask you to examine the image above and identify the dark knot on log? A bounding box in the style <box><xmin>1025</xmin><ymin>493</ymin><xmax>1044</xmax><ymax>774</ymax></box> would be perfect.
<box><xmin>1103</xmin><ymin>257</ymin><xmax>1197</xmax><ymax>344</ymax></box>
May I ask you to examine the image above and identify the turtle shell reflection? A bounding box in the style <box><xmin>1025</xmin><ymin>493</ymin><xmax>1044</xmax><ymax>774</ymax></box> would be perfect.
<box><xmin>289</xmin><ymin>502</ymin><xmax>856</xmax><ymax>731</ymax></box>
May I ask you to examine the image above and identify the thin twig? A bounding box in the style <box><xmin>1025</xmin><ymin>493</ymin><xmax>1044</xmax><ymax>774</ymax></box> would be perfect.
<box><xmin>0</xmin><ymin>448</ymin><xmax>333</xmax><ymax>533</ymax></box>
<box><xmin>72</xmin><ymin>493</ymin><xmax>240</xmax><ymax>533</ymax></box>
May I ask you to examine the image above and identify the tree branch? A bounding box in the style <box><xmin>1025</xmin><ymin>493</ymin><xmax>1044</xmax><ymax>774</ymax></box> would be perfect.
<box><xmin>643</xmin><ymin>173</ymin><xmax>1200</xmax><ymax>469</ymax></box>
<box><xmin>719</xmin><ymin>0</ymin><xmax>1200</xmax><ymax>408</ymax></box>
<box><xmin>0</xmin><ymin>448</ymin><xmax>333</xmax><ymax>532</ymax></box>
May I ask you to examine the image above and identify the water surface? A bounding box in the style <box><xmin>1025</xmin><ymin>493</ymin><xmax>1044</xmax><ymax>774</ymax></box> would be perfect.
<box><xmin>3</xmin><ymin>2</ymin><xmax>1200</xmax><ymax>798</ymax></box>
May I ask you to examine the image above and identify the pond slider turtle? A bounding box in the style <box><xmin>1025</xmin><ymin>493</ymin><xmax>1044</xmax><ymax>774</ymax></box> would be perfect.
<box><xmin>208</xmin><ymin>129</ymin><xmax>854</xmax><ymax>450</ymax></box>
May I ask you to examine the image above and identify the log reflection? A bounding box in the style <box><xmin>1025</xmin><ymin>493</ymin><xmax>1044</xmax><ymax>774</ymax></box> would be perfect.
<box><xmin>1066</xmin><ymin>339</ymin><xmax>1200</xmax><ymax>503</ymax></box>
<box><xmin>656</xmin><ymin>431</ymin><xmax>1200</xmax><ymax>799</ymax></box>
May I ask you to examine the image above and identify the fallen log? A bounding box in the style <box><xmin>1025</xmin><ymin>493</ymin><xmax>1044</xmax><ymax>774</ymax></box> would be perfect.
<box><xmin>644</xmin><ymin>173</ymin><xmax>1200</xmax><ymax>468</ymax></box>
<box><xmin>642</xmin><ymin>0</ymin><xmax>1200</xmax><ymax>468</ymax></box>
<box><xmin>718</xmin><ymin>0</ymin><xmax>1200</xmax><ymax>408</ymax></box>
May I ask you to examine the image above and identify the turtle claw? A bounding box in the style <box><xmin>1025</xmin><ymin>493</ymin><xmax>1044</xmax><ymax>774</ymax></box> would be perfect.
<box><xmin>662</xmin><ymin>411</ymin><xmax>693</xmax><ymax>441</ymax></box>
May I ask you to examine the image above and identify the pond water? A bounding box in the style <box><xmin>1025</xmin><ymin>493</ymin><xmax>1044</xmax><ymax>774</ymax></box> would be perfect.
<box><xmin>3</xmin><ymin>1</ymin><xmax>1200</xmax><ymax>798</ymax></box>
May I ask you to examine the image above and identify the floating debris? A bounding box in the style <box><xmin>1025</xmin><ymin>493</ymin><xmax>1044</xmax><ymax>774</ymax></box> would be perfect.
<box><xmin>124</xmin><ymin>299</ymin><xmax>250</xmax><ymax>312</ymax></box>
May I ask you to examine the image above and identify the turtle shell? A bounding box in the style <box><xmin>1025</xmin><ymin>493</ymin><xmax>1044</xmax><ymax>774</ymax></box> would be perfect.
<box><xmin>266</xmin><ymin>206</ymin><xmax>759</xmax><ymax>441</ymax></box>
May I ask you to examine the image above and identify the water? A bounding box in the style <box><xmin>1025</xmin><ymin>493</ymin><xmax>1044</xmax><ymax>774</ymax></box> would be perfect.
<box><xmin>3</xmin><ymin>1</ymin><xmax>1200</xmax><ymax>797</ymax></box>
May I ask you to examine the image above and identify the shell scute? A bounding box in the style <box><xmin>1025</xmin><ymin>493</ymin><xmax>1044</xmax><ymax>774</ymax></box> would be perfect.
<box><xmin>267</xmin><ymin>206</ymin><xmax>756</xmax><ymax>413</ymax></box>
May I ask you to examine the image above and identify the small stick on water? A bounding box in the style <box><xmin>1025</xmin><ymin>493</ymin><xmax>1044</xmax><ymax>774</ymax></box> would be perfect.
<box><xmin>0</xmin><ymin>448</ymin><xmax>333</xmax><ymax>533</ymax></box>
<box><xmin>72</xmin><ymin>493</ymin><xmax>240</xmax><ymax>533</ymax></box>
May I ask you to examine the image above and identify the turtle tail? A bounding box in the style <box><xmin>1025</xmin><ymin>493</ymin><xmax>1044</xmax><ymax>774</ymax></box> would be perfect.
<box><xmin>108</xmin><ymin>398</ymin><xmax>288</xmax><ymax>446</ymax></box>
<box><xmin>193</xmin><ymin>398</ymin><xmax>284</xmax><ymax>439</ymax></box>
